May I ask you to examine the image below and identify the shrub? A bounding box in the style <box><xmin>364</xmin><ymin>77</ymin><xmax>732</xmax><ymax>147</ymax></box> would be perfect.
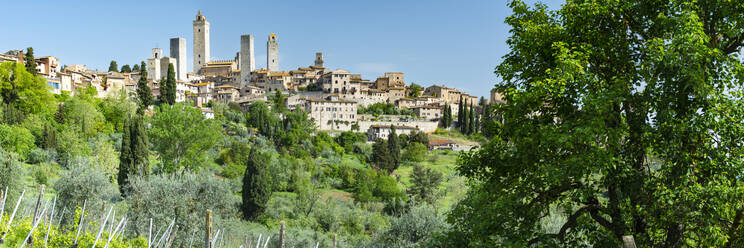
<box><xmin>369</xmin><ymin>204</ymin><xmax>449</xmax><ymax>248</ymax></box>
<box><xmin>0</xmin><ymin>124</ymin><xmax>36</xmax><ymax>158</ymax></box>
<box><xmin>126</xmin><ymin>172</ymin><xmax>238</xmax><ymax>246</ymax></box>
<box><xmin>0</xmin><ymin>148</ymin><xmax>26</xmax><ymax>200</ymax></box>
<box><xmin>401</xmin><ymin>142</ymin><xmax>427</xmax><ymax>163</ymax></box>
<box><xmin>54</xmin><ymin>159</ymin><xmax>119</xmax><ymax>224</ymax></box>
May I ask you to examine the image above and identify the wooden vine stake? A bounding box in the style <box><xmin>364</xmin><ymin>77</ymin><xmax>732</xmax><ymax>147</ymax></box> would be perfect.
<box><xmin>205</xmin><ymin>210</ymin><xmax>212</xmax><ymax>248</ymax></box>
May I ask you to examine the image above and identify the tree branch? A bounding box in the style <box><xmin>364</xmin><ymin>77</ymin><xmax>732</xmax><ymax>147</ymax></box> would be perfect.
<box><xmin>528</xmin><ymin>204</ymin><xmax>599</xmax><ymax>246</ymax></box>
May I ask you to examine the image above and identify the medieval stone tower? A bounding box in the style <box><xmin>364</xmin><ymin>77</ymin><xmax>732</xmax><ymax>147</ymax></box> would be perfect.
<box><xmin>315</xmin><ymin>52</ymin><xmax>324</xmax><ymax>67</ymax></box>
<box><xmin>193</xmin><ymin>10</ymin><xmax>210</xmax><ymax>73</ymax></box>
<box><xmin>267</xmin><ymin>33</ymin><xmax>279</xmax><ymax>72</ymax></box>
<box><xmin>170</xmin><ymin>37</ymin><xmax>186</xmax><ymax>81</ymax></box>
<box><xmin>240</xmin><ymin>35</ymin><xmax>255</xmax><ymax>88</ymax></box>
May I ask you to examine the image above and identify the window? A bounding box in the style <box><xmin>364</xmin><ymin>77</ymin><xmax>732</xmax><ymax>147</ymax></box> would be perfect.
<box><xmin>198</xmin><ymin>29</ymin><xmax>201</xmax><ymax>32</ymax></box>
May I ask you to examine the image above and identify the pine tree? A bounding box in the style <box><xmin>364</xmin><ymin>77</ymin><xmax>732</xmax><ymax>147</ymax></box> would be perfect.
<box><xmin>24</xmin><ymin>47</ymin><xmax>37</xmax><ymax>75</ymax></box>
<box><xmin>108</xmin><ymin>60</ymin><xmax>119</xmax><ymax>72</ymax></box>
<box><xmin>242</xmin><ymin>147</ymin><xmax>271</xmax><ymax>221</ymax></box>
<box><xmin>387</xmin><ymin>125</ymin><xmax>401</xmax><ymax>174</ymax></box>
<box><xmin>132</xmin><ymin>64</ymin><xmax>140</xmax><ymax>72</ymax></box>
<box><xmin>136</xmin><ymin>61</ymin><xmax>153</xmax><ymax>113</ymax></box>
<box><xmin>120</xmin><ymin>64</ymin><xmax>132</xmax><ymax>73</ymax></box>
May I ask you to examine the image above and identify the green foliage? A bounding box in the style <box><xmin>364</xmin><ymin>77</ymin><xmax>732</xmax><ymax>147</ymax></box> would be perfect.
<box><xmin>54</xmin><ymin>160</ymin><xmax>119</xmax><ymax>219</ymax></box>
<box><xmin>357</xmin><ymin>102</ymin><xmax>412</xmax><ymax>116</ymax></box>
<box><xmin>371</xmin><ymin>138</ymin><xmax>392</xmax><ymax>172</ymax></box>
<box><xmin>218</xmin><ymin>138</ymin><xmax>251</xmax><ymax>179</ymax></box>
<box><xmin>335</xmin><ymin>131</ymin><xmax>366</xmax><ymax>153</ymax></box>
<box><xmin>0</xmin><ymin>148</ymin><xmax>26</xmax><ymax>200</ymax></box>
<box><xmin>55</xmin><ymin>125</ymin><xmax>90</xmax><ymax>167</ymax></box>
<box><xmin>387</xmin><ymin>126</ymin><xmax>401</xmax><ymax>173</ymax></box>
<box><xmin>120</xmin><ymin>64</ymin><xmax>132</xmax><ymax>73</ymax></box>
<box><xmin>108</xmin><ymin>60</ymin><xmax>119</xmax><ymax>72</ymax></box>
<box><xmin>159</xmin><ymin>63</ymin><xmax>176</xmax><ymax>105</ymax></box>
<box><xmin>245</xmin><ymin>100</ymin><xmax>278</xmax><ymax>138</ymax></box>
<box><xmin>242</xmin><ymin>146</ymin><xmax>272</xmax><ymax>221</ymax></box>
<box><xmin>132</xmin><ymin>63</ymin><xmax>140</xmax><ymax>72</ymax></box>
<box><xmin>126</xmin><ymin>172</ymin><xmax>238</xmax><ymax>247</ymax></box>
<box><xmin>59</xmin><ymin>95</ymin><xmax>105</xmax><ymax>139</ymax></box>
<box><xmin>370</xmin><ymin>204</ymin><xmax>448</xmax><ymax>248</ymax></box>
<box><xmin>408</xmin><ymin>164</ymin><xmax>443</xmax><ymax>204</ymax></box>
<box><xmin>98</xmin><ymin>94</ymin><xmax>137</xmax><ymax>132</ymax></box>
<box><xmin>149</xmin><ymin>103</ymin><xmax>222</xmax><ymax>172</ymax></box>
<box><xmin>271</xmin><ymin>90</ymin><xmax>287</xmax><ymax>113</ymax></box>
<box><xmin>0</xmin><ymin>124</ymin><xmax>35</xmax><ymax>158</ymax></box>
<box><xmin>402</xmin><ymin>142</ymin><xmax>427</xmax><ymax>163</ymax></box>
<box><xmin>136</xmin><ymin>61</ymin><xmax>152</xmax><ymax>113</ymax></box>
<box><xmin>444</xmin><ymin>0</ymin><xmax>744</xmax><ymax>246</ymax></box>
<box><xmin>440</xmin><ymin>103</ymin><xmax>453</xmax><ymax>128</ymax></box>
<box><xmin>406</xmin><ymin>83</ymin><xmax>423</xmax><ymax>98</ymax></box>
<box><xmin>118</xmin><ymin>114</ymin><xmax>149</xmax><ymax>192</ymax></box>
<box><xmin>24</xmin><ymin>47</ymin><xmax>37</xmax><ymax>75</ymax></box>
<box><xmin>0</xmin><ymin>61</ymin><xmax>56</xmax><ymax>116</ymax></box>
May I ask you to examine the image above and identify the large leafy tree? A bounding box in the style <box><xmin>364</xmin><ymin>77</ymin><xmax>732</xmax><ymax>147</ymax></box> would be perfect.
<box><xmin>444</xmin><ymin>0</ymin><xmax>744</xmax><ymax>247</ymax></box>
<box><xmin>149</xmin><ymin>103</ymin><xmax>222</xmax><ymax>172</ymax></box>
<box><xmin>0</xmin><ymin>62</ymin><xmax>56</xmax><ymax>116</ymax></box>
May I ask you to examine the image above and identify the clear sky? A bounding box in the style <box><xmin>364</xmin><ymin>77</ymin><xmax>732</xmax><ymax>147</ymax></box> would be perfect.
<box><xmin>0</xmin><ymin>0</ymin><xmax>561</xmax><ymax>98</ymax></box>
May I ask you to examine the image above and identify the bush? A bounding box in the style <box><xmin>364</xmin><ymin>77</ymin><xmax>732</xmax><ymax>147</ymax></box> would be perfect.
<box><xmin>401</xmin><ymin>142</ymin><xmax>427</xmax><ymax>163</ymax></box>
<box><xmin>26</xmin><ymin>148</ymin><xmax>53</xmax><ymax>164</ymax></box>
<box><xmin>369</xmin><ymin>204</ymin><xmax>449</xmax><ymax>248</ymax></box>
<box><xmin>0</xmin><ymin>124</ymin><xmax>36</xmax><ymax>158</ymax></box>
<box><xmin>127</xmin><ymin>172</ymin><xmax>238</xmax><ymax>246</ymax></box>
<box><xmin>53</xmin><ymin>159</ymin><xmax>119</xmax><ymax>224</ymax></box>
<box><xmin>0</xmin><ymin>148</ymin><xmax>26</xmax><ymax>200</ymax></box>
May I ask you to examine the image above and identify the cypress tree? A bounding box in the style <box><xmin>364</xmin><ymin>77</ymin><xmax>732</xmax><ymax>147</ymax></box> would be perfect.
<box><xmin>136</xmin><ymin>61</ymin><xmax>153</xmax><ymax>113</ymax></box>
<box><xmin>118</xmin><ymin>115</ymin><xmax>150</xmax><ymax>194</ymax></box>
<box><xmin>469</xmin><ymin>101</ymin><xmax>475</xmax><ymax>134</ymax></box>
<box><xmin>118</xmin><ymin>116</ymin><xmax>133</xmax><ymax>191</ymax></box>
<box><xmin>457</xmin><ymin>96</ymin><xmax>463</xmax><ymax>127</ymax></box>
<box><xmin>242</xmin><ymin>147</ymin><xmax>271</xmax><ymax>221</ymax></box>
<box><xmin>162</xmin><ymin>64</ymin><xmax>176</xmax><ymax>105</ymax></box>
<box><xmin>387</xmin><ymin>125</ymin><xmax>401</xmax><ymax>174</ymax></box>
<box><xmin>24</xmin><ymin>47</ymin><xmax>37</xmax><ymax>75</ymax></box>
<box><xmin>130</xmin><ymin>115</ymin><xmax>150</xmax><ymax>176</ymax></box>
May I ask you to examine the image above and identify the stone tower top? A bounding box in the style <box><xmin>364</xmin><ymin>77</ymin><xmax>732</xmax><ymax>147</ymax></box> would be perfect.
<box><xmin>315</xmin><ymin>52</ymin><xmax>324</xmax><ymax>67</ymax></box>
<box><xmin>196</xmin><ymin>10</ymin><xmax>206</xmax><ymax>21</ymax></box>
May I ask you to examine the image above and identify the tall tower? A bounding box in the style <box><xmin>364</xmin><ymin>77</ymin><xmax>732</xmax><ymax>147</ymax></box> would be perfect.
<box><xmin>267</xmin><ymin>33</ymin><xmax>279</xmax><ymax>72</ymax></box>
<box><xmin>147</xmin><ymin>48</ymin><xmax>163</xmax><ymax>80</ymax></box>
<box><xmin>170</xmin><ymin>37</ymin><xmax>187</xmax><ymax>81</ymax></box>
<box><xmin>314</xmin><ymin>52</ymin><xmax>324</xmax><ymax>67</ymax></box>
<box><xmin>193</xmin><ymin>10</ymin><xmax>210</xmax><ymax>74</ymax></box>
<box><xmin>240</xmin><ymin>35</ymin><xmax>255</xmax><ymax>88</ymax></box>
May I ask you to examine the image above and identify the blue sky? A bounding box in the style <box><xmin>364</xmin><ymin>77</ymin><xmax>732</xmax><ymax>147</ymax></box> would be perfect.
<box><xmin>0</xmin><ymin>0</ymin><xmax>561</xmax><ymax>97</ymax></box>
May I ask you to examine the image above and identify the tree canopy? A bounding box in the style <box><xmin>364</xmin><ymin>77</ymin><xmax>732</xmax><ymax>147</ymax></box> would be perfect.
<box><xmin>442</xmin><ymin>0</ymin><xmax>744</xmax><ymax>247</ymax></box>
<box><xmin>149</xmin><ymin>103</ymin><xmax>222</xmax><ymax>172</ymax></box>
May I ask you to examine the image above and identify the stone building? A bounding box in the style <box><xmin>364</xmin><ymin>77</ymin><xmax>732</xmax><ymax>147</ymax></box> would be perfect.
<box><xmin>193</xmin><ymin>10</ymin><xmax>210</xmax><ymax>73</ymax></box>
<box><xmin>240</xmin><ymin>34</ymin><xmax>255</xmax><ymax>88</ymax></box>
<box><xmin>367</xmin><ymin>125</ymin><xmax>417</xmax><ymax>141</ymax></box>
<box><xmin>170</xmin><ymin>37</ymin><xmax>187</xmax><ymax>81</ymax></box>
<box><xmin>410</xmin><ymin>104</ymin><xmax>443</xmax><ymax>120</ymax></box>
<box><xmin>267</xmin><ymin>33</ymin><xmax>279</xmax><ymax>71</ymax></box>
<box><xmin>304</xmin><ymin>95</ymin><xmax>358</xmax><ymax>131</ymax></box>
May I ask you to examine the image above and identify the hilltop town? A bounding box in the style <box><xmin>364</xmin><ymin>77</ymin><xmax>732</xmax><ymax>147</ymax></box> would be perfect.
<box><xmin>0</xmin><ymin>11</ymin><xmax>501</xmax><ymax>140</ymax></box>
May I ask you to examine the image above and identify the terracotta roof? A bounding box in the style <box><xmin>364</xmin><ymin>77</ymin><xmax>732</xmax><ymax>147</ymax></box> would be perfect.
<box><xmin>369</xmin><ymin>124</ymin><xmax>417</xmax><ymax>130</ymax></box>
